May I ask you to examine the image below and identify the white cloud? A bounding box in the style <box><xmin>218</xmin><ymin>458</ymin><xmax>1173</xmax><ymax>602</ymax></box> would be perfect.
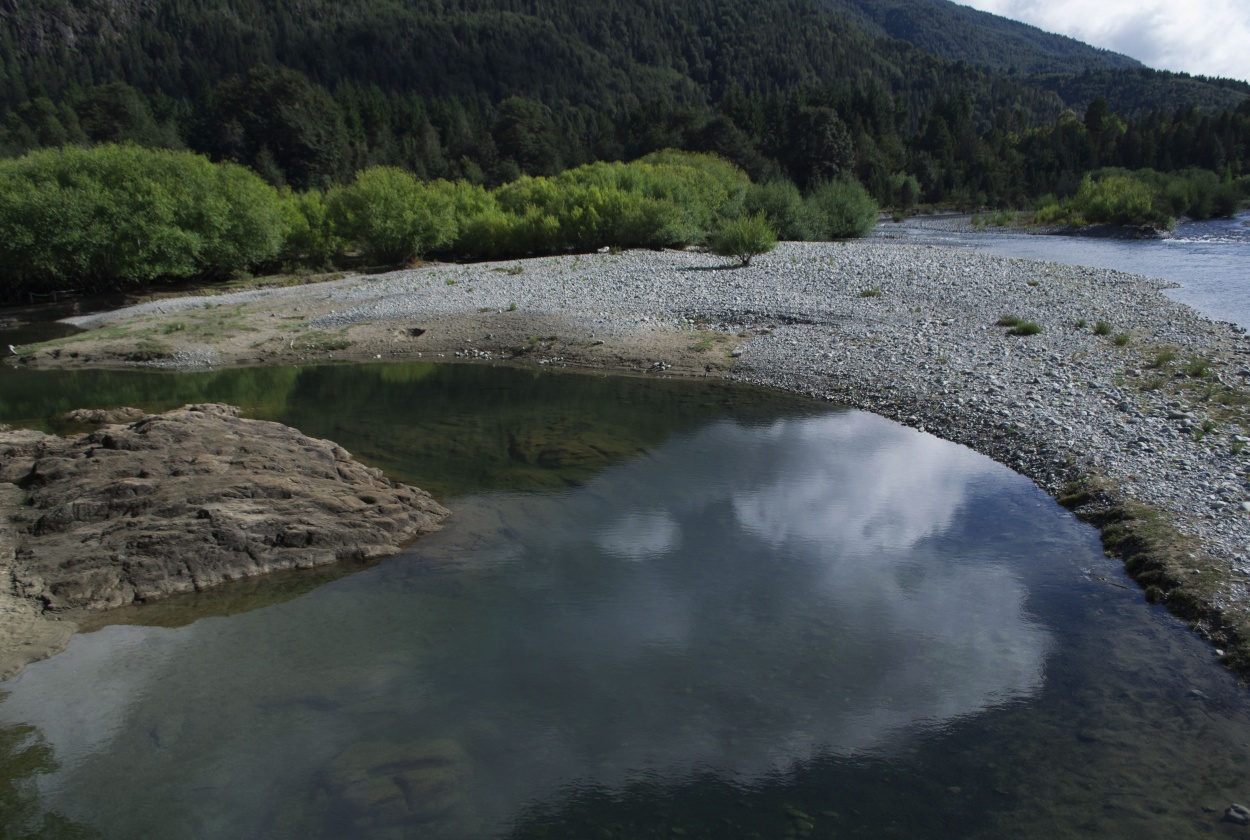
<box><xmin>958</xmin><ymin>0</ymin><xmax>1250</xmax><ymax>83</ymax></box>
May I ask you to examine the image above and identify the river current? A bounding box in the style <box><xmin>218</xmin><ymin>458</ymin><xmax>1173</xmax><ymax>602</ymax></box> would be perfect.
<box><xmin>877</xmin><ymin>210</ymin><xmax>1250</xmax><ymax>328</ymax></box>
<box><xmin>1</xmin><ymin>216</ymin><xmax>1250</xmax><ymax>838</ymax></box>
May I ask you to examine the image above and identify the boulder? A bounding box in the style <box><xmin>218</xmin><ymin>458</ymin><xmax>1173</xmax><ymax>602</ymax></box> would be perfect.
<box><xmin>0</xmin><ymin>404</ymin><xmax>449</xmax><ymax>612</ymax></box>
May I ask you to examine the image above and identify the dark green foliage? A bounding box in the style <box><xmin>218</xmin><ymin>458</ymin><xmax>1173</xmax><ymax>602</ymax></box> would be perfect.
<box><xmin>0</xmin><ymin>145</ymin><xmax>285</xmax><ymax>294</ymax></box>
<box><xmin>805</xmin><ymin>178</ymin><xmax>879</xmax><ymax>239</ymax></box>
<box><xmin>198</xmin><ymin>66</ymin><xmax>349</xmax><ymax>190</ymax></box>
<box><xmin>1009</xmin><ymin>321</ymin><xmax>1042</xmax><ymax>336</ymax></box>
<box><xmin>709</xmin><ymin>213</ymin><xmax>778</xmax><ymax>266</ymax></box>
<box><xmin>1094</xmin><ymin>320</ymin><xmax>1113</xmax><ymax>336</ymax></box>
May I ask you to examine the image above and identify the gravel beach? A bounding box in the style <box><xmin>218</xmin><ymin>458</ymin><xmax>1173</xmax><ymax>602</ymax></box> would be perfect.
<box><xmin>26</xmin><ymin>240</ymin><xmax>1250</xmax><ymax>671</ymax></box>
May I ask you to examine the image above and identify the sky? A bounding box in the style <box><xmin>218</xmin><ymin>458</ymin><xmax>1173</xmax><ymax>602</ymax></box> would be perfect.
<box><xmin>956</xmin><ymin>0</ymin><xmax>1250</xmax><ymax>84</ymax></box>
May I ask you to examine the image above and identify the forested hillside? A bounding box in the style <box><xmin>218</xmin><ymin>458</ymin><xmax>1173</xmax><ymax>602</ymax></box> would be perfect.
<box><xmin>0</xmin><ymin>0</ymin><xmax>1246</xmax><ymax>212</ymax></box>
<box><xmin>818</xmin><ymin>0</ymin><xmax>1140</xmax><ymax>74</ymax></box>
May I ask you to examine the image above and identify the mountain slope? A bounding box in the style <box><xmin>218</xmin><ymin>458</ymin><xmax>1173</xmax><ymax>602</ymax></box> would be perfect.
<box><xmin>819</xmin><ymin>0</ymin><xmax>1141</xmax><ymax>74</ymax></box>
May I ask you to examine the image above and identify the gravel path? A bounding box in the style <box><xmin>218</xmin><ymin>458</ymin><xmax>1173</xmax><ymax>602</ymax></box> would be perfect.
<box><xmin>61</xmin><ymin>241</ymin><xmax>1250</xmax><ymax>665</ymax></box>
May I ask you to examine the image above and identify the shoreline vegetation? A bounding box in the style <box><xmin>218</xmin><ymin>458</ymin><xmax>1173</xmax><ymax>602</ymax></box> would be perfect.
<box><xmin>8</xmin><ymin>239</ymin><xmax>1250</xmax><ymax>681</ymax></box>
<box><xmin>0</xmin><ymin>145</ymin><xmax>878</xmax><ymax>303</ymax></box>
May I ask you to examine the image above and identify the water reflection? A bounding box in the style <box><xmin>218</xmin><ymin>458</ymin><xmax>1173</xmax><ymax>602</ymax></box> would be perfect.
<box><xmin>0</xmin><ymin>408</ymin><xmax>1056</xmax><ymax>838</ymax></box>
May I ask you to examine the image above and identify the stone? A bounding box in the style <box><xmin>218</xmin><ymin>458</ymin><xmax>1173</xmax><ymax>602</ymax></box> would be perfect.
<box><xmin>321</xmin><ymin>739</ymin><xmax>470</xmax><ymax>830</ymax></box>
<box><xmin>0</xmin><ymin>404</ymin><xmax>449</xmax><ymax>612</ymax></box>
<box><xmin>1225</xmin><ymin>804</ymin><xmax>1250</xmax><ymax>825</ymax></box>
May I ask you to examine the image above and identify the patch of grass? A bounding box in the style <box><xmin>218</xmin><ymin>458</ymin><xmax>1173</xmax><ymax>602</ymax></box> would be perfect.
<box><xmin>1094</xmin><ymin>320</ymin><xmax>1113</xmax><ymax>336</ymax></box>
<box><xmin>125</xmin><ymin>338</ymin><xmax>173</xmax><ymax>361</ymax></box>
<box><xmin>1184</xmin><ymin>357</ymin><xmax>1214</xmax><ymax>378</ymax></box>
<box><xmin>1026</xmin><ymin>279</ymin><xmax>1039</xmax><ymax>287</ymax></box>
<box><xmin>1232</xmin><ymin>439</ymin><xmax>1247</xmax><ymax>456</ymax></box>
<box><xmin>1008</xmin><ymin>321</ymin><xmax>1042</xmax><ymax>336</ymax></box>
<box><xmin>690</xmin><ymin>333</ymin><xmax>729</xmax><ymax>352</ymax></box>
<box><xmin>1113</xmin><ymin>332</ymin><xmax>1131</xmax><ymax>347</ymax></box>
<box><xmin>444</xmin><ymin>278</ymin><xmax>456</xmax><ymax>286</ymax></box>
<box><xmin>859</xmin><ymin>286</ymin><xmax>882</xmax><ymax>298</ymax></box>
<box><xmin>293</xmin><ymin>330</ymin><xmax>353</xmax><ymax>352</ymax></box>
<box><xmin>1074</xmin><ymin>318</ymin><xmax>1087</xmax><ymax>329</ymax></box>
<box><xmin>1150</xmin><ymin>347</ymin><xmax>1178</xmax><ymax>368</ymax></box>
<box><xmin>507</xmin><ymin>302</ymin><xmax>518</xmax><ymax>312</ymax></box>
<box><xmin>493</xmin><ymin>264</ymin><xmax>525</xmax><ymax>275</ymax></box>
<box><xmin>161</xmin><ymin>322</ymin><xmax>186</xmax><ymax>334</ymax></box>
<box><xmin>996</xmin><ymin>315</ymin><xmax>1023</xmax><ymax>327</ymax></box>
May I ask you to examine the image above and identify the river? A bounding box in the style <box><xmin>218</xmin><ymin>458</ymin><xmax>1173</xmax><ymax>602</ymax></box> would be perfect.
<box><xmin>1</xmin><ymin>220</ymin><xmax>1250</xmax><ymax>838</ymax></box>
<box><xmin>876</xmin><ymin>210</ymin><xmax>1250</xmax><ymax>329</ymax></box>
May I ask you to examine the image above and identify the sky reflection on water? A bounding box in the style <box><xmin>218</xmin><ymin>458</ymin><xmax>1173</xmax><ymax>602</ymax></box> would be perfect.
<box><xmin>0</xmin><ymin>408</ymin><xmax>1060</xmax><ymax>838</ymax></box>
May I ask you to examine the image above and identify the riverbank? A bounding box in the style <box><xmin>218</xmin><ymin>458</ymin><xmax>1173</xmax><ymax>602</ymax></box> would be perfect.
<box><xmin>12</xmin><ymin>241</ymin><xmax>1250</xmax><ymax>673</ymax></box>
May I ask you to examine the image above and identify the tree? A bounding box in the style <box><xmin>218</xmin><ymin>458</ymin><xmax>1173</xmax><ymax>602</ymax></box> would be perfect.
<box><xmin>709</xmin><ymin>213</ymin><xmax>777</xmax><ymax>266</ymax></box>
<box><xmin>198</xmin><ymin>66</ymin><xmax>349</xmax><ymax>190</ymax></box>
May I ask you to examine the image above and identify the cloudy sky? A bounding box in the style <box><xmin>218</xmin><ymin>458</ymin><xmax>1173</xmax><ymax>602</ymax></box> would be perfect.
<box><xmin>956</xmin><ymin>0</ymin><xmax>1250</xmax><ymax>83</ymax></box>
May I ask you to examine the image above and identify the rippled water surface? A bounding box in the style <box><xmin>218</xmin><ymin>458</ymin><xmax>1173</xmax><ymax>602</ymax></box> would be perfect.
<box><xmin>1</xmin><ymin>358</ymin><xmax>1250</xmax><ymax>838</ymax></box>
<box><xmin>877</xmin><ymin>210</ymin><xmax>1250</xmax><ymax>328</ymax></box>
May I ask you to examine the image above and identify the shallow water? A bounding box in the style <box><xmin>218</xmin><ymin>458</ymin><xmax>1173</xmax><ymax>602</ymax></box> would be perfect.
<box><xmin>1</xmin><ymin>362</ymin><xmax>1249</xmax><ymax>839</ymax></box>
<box><xmin>876</xmin><ymin>210</ymin><xmax>1250</xmax><ymax>329</ymax></box>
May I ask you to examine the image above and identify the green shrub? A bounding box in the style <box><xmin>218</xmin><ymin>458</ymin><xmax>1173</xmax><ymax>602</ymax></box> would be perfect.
<box><xmin>326</xmin><ymin>166</ymin><xmax>457</xmax><ymax>265</ymax></box>
<box><xmin>744</xmin><ymin>179</ymin><xmax>815</xmax><ymax>240</ymax></box>
<box><xmin>996</xmin><ymin>315</ymin><xmax>1023</xmax><ymax>327</ymax></box>
<box><xmin>0</xmin><ymin>144</ymin><xmax>285</xmax><ymax>293</ymax></box>
<box><xmin>805</xmin><ymin>178</ymin><xmax>878</xmax><ymax>239</ymax></box>
<box><xmin>1009</xmin><ymin>321</ymin><xmax>1042</xmax><ymax>336</ymax></box>
<box><xmin>708</xmin><ymin>213</ymin><xmax>777</xmax><ymax>266</ymax></box>
<box><xmin>1094</xmin><ymin>320</ymin><xmax>1113</xmax><ymax>336</ymax></box>
<box><xmin>279</xmin><ymin>188</ymin><xmax>339</xmax><ymax>267</ymax></box>
<box><xmin>1072</xmin><ymin>174</ymin><xmax>1168</xmax><ymax>227</ymax></box>
<box><xmin>1112</xmin><ymin>332</ymin><xmax>1131</xmax><ymax>346</ymax></box>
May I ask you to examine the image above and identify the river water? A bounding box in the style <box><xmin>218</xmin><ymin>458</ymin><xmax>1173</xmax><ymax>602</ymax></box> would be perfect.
<box><xmin>2</xmin><ymin>219</ymin><xmax>1250</xmax><ymax>838</ymax></box>
<box><xmin>876</xmin><ymin>210</ymin><xmax>1250</xmax><ymax>329</ymax></box>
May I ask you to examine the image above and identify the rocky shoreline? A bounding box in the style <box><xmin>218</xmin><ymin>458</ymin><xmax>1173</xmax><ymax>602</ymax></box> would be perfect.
<box><xmin>15</xmin><ymin>240</ymin><xmax>1250</xmax><ymax>673</ymax></box>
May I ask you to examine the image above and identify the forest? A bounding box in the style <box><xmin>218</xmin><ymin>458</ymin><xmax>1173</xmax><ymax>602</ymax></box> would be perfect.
<box><xmin>0</xmin><ymin>0</ymin><xmax>1247</xmax><ymax>293</ymax></box>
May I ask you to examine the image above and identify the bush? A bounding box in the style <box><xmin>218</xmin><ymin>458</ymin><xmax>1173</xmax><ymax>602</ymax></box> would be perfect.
<box><xmin>326</xmin><ymin>166</ymin><xmax>457</xmax><ymax>265</ymax></box>
<box><xmin>0</xmin><ymin>144</ymin><xmax>285</xmax><ymax>293</ymax></box>
<box><xmin>744</xmin><ymin>179</ymin><xmax>817</xmax><ymax>240</ymax></box>
<box><xmin>278</xmin><ymin>188</ymin><xmax>339</xmax><ymax>267</ymax></box>
<box><xmin>709</xmin><ymin>213</ymin><xmax>777</xmax><ymax>266</ymax></box>
<box><xmin>1072</xmin><ymin>174</ymin><xmax>1168</xmax><ymax>227</ymax></box>
<box><xmin>805</xmin><ymin>178</ymin><xmax>878</xmax><ymax>239</ymax></box>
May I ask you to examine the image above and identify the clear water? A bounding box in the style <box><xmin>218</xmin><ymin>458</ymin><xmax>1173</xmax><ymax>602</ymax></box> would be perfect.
<box><xmin>1</xmin><ymin>361</ymin><xmax>1249</xmax><ymax>839</ymax></box>
<box><xmin>876</xmin><ymin>210</ymin><xmax>1250</xmax><ymax>328</ymax></box>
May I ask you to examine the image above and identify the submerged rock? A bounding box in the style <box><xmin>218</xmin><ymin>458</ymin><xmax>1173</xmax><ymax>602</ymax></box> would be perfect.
<box><xmin>320</xmin><ymin>739</ymin><xmax>471</xmax><ymax>831</ymax></box>
<box><xmin>0</xmin><ymin>403</ymin><xmax>449</xmax><ymax>613</ymax></box>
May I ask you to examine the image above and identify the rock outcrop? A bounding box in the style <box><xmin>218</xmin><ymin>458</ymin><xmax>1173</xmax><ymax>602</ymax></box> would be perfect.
<box><xmin>0</xmin><ymin>404</ymin><xmax>449</xmax><ymax>613</ymax></box>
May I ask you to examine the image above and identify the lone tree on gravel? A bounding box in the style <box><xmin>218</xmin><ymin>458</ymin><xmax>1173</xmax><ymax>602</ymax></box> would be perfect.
<box><xmin>709</xmin><ymin>213</ymin><xmax>777</xmax><ymax>267</ymax></box>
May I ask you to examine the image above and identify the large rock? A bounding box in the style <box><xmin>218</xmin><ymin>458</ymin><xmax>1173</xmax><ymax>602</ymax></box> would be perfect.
<box><xmin>0</xmin><ymin>404</ymin><xmax>449</xmax><ymax>612</ymax></box>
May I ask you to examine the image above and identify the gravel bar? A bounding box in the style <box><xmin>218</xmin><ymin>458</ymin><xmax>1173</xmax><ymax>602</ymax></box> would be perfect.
<box><xmin>62</xmin><ymin>241</ymin><xmax>1250</xmax><ymax>668</ymax></box>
